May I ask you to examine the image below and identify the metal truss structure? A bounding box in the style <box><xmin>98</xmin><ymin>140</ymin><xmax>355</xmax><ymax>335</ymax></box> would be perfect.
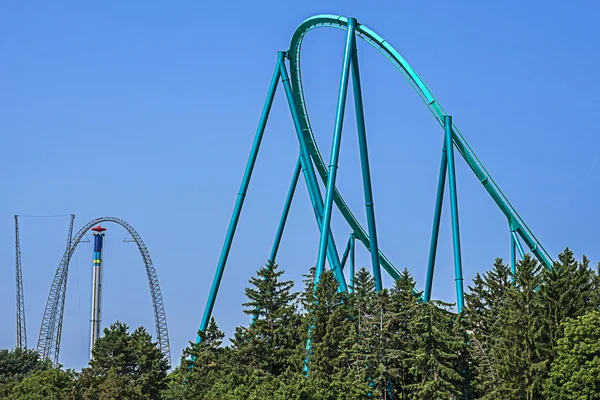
<box><xmin>37</xmin><ymin>217</ymin><xmax>171</xmax><ymax>366</ymax></box>
<box><xmin>192</xmin><ymin>14</ymin><xmax>554</xmax><ymax>361</ymax></box>
<box><xmin>15</xmin><ymin>216</ymin><xmax>27</xmax><ymax>349</ymax></box>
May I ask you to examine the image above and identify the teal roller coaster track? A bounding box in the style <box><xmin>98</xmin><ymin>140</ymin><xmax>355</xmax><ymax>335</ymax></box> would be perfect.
<box><xmin>192</xmin><ymin>14</ymin><xmax>553</xmax><ymax>369</ymax></box>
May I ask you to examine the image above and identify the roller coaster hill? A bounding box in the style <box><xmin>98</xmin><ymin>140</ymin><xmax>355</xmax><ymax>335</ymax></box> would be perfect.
<box><xmin>191</xmin><ymin>14</ymin><xmax>555</xmax><ymax>358</ymax></box>
<box><xmin>12</xmin><ymin>14</ymin><xmax>564</xmax><ymax>370</ymax></box>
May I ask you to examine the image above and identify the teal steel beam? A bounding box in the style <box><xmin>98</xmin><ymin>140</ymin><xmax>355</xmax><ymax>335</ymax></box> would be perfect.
<box><xmin>279</xmin><ymin>58</ymin><xmax>348</xmax><ymax>292</ymax></box>
<box><xmin>351</xmin><ymin>37</ymin><xmax>382</xmax><ymax>292</ymax></box>
<box><xmin>315</xmin><ymin>17</ymin><xmax>357</xmax><ymax>283</ymax></box>
<box><xmin>349</xmin><ymin>233</ymin><xmax>355</xmax><ymax>293</ymax></box>
<box><xmin>424</xmin><ymin>140</ymin><xmax>447</xmax><ymax>302</ymax></box>
<box><xmin>269</xmin><ymin>156</ymin><xmax>302</xmax><ymax>262</ymax></box>
<box><xmin>445</xmin><ymin>115</ymin><xmax>465</xmax><ymax>313</ymax></box>
<box><xmin>512</xmin><ymin>230</ymin><xmax>525</xmax><ymax>259</ymax></box>
<box><xmin>340</xmin><ymin>234</ymin><xmax>352</xmax><ymax>271</ymax></box>
<box><xmin>195</xmin><ymin>52</ymin><xmax>284</xmax><ymax>343</ymax></box>
<box><xmin>511</xmin><ymin>230</ymin><xmax>516</xmax><ymax>279</ymax></box>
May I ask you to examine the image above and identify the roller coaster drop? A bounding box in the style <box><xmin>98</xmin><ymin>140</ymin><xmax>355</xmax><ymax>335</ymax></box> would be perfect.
<box><xmin>193</xmin><ymin>15</ymin><xmax>553</xmax><ymax>366</ymax></box>
<box><xmin>36</xmin><ymin>217</ymin><xmax>171</xmax><ymax>366</ymax></box>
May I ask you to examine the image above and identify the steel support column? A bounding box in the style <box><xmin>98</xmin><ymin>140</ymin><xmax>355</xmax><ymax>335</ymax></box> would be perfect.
<box><xmin>340</xmin><ymin>234</ymin><xmax>352</xmax><ymax>270</ymax></box>
<box><xmin>351</xmin><ymin>36</ymin><xmax>382</xmax><ymax>292</ymax></box>
<box><xmin>424</xmin><ymin>140</ymin><xmax>448</xmax><ymax>302</ymax></box>
<box><xmin>269</xmin><ymin>156</ymin><xmax>302</xmax><ymax>262</ymax></box>
<box><xmin>511</xmin><ymin>230</ymin><xmax>516</xmax><ymax>278</ymax></box>
<box><xmin>445</xmin><ymin>115</ymin><xmax>464</xmax><ymax>312</ymax></box>
<box><xmin>512</xmin><ymin>230</ymin><xmax>525</xmax><ymax>259</ymax></box>
<box><xmin>349</xmin><ymin>233</ymin><xmax>355</xmax><ymax>293</ymax></box>
<box><xmin>195</xmin><ymin>52</ymin><xmax>284</xmax><ymax>343</ymax></box>
<box><xmin>315</xmin><ymin>17</ymin><xmax>357</xmax><ymax>283</ymax></box>
<box><xmin>280</xmin><ymin>58</ymin><xmax>347</xmax><ymax>292</ymax></box>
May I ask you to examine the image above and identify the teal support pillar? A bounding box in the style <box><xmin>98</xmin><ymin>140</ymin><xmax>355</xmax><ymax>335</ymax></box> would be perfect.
<box><xmin>195</xmin><ymin>52</ymin><xmax>284</xmax><ymax>344</ymax></box>
<box><xmin>269</xmin><ymin>156</ymin><xmax>302</xmax><ymax>263</ymax></box>
<box><xmin>445</xmin><ymin>115</ymin><xmax>464</xmax><ymax>313</ymax></box>
<box><xmin>340</xmin><ymin>234</ymin><xmax>352</xmax><ymax>271</ymax></box>
<box><xmin>424</xmin><ymin>139</ymin><xmax>448</xmax><ymax>302</ymax></box>
<box><xmin>512</xmin><ymin>230</ymin><xmax>525</xmax><ymax>258</ymax></box>
<box><xmin>315</xmin><ymin>17</ymin><xmax>357</xmax><ymax>282</ymax></box>
<box><xmin>511</xmin><ymin>230</ymin><xmax>516</xmax><ymax>278</ymax></box>
<box><xmin>351</xmin><ymin>36</ymin><xmax>382</xmax><ymax>292</ymax></box>
<box><xmin>349</xmin><ymin>233</ymin><xmax>355</xmax><ymax>293</ymax></box>
<box><xmin>279</xmin><ymin>57</ymin><xmax>347</xmax><ymax>292</ymax></box>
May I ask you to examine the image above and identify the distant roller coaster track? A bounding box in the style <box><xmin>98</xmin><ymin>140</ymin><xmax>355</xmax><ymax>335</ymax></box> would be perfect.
<box><xmin>37</xmin><ymin>217</ymin><xmax>171</xmax><ymax>366</ymax></box>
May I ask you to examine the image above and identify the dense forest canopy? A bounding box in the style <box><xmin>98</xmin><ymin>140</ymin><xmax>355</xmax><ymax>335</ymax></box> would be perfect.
<box><xmin>2</xmin><ymin>247</ymin><xmax>600</xmax><ymax>399</ymax></box>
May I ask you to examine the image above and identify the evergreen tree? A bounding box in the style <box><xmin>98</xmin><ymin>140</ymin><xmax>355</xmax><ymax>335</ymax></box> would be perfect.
<box><xmin>535</xmin><ymin>248</ymin><xmax>595</xmax><ymax>393</ymax></box>
<box><xmin>76</xmin><ymin>321</ymin><xmax>169</xmax><ymax>399</ymax></box>
<box><xmin>590</xmin><ymin>261</ymin><xmax>600</xmax><ymax>310</ymax></box>
<box><xmin>230</xmin><ymin>260</ymin><xmax>300</xmax><ymax>376</ymax></box>
<box><xmin>386</xmin><ymin>268</ymin><xmax>420</xmax><ymax>399</ymax></box>
<box><xmin>493</xmin><ymin>255</ymin><xmax>543</xmax><ymax>400</ymax></box>
<box><xmin>407</xmin><ymin>299</ymin><xmax>464</xmax><ymax>399</ymax></box>
<box><xmin>163</xmin><ymin>317</ymin><xmax>227</xmax><ymax>399</ymax></box>
<box><xmin>463</xmin><ymin>258</ymin><xmax>511</xmax><ymax>398</ymax></box>
<box><xmin>345</xmin><ymin>268</ymin><xmax>390</xmax><ymax>398</ymax></box>
<box><xmin>306</xmin><ymin>269</ymin><xmax>353</xmax><ymax>382</ymax></box>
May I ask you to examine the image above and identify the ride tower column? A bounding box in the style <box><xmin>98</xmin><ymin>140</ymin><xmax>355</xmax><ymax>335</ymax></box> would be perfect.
<box><xmin>89</xmin><ymin>225</ymin><xmax>106</xmax><ymax>359</ymax></box>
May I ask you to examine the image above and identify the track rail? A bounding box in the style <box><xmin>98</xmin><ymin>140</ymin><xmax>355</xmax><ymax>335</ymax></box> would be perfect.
<box><xmin>287</xmin><ymin>15</ymin><xmax>553</xmax><ymax>273</ymax></box>
<box><xmin>37</xmin><ymin>217</ymin><xmax>171</xmax><ymax>366</ymax></box>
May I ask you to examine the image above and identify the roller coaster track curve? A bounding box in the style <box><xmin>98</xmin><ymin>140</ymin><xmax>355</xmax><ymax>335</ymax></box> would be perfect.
<box><xmin>37</xmin><ymin>217</ymin><xmax>171</xmax><ymax>366</ymax></box>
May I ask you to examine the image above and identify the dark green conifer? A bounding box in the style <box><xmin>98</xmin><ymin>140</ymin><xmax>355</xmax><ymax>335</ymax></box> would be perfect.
<box><xmin>463</xmin><ymin>258</ymin><xmax>511</xmax><ymax>398</ymax></box>
<box><xmin>493</xmin><ymin>254</ymin><xmax>543</xmax><ymax>400</ymax></box>
<box><xmin>386</xmin><ymin>268</ymin><xmax>420</xmax><ymax>399</ymax></box>
<box><xmin>407</xmin><ymin>299</ymin><xmax>464</xmax><ymax>399</ymax></box>
<box><xmin>231</xmin><ymin>260</ymin><xmax>300</xmax><ymax>377</ymax></box>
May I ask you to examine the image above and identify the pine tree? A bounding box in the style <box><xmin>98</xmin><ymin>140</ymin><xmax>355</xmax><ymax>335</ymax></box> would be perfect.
<box><xmin>76</xmin><ymin>321</ymin><xmax>169</xmax><ymax>399</ymax></box>
<box><xmin>231</xmin><ymin>260</ymin><xmax>300</xmax><ymax>377</ymax></box>
<box><xmin>162</xmin><ymin>317</ymin><xmax>226</xmax><ymax>399</ymax></box>
<box><xmin>463</xmin><ymin>258</ymin><xmax>511</xmax><ymax>398</ymax></box>
<box><xmin>386</xmin><ymin>268</ymin><xmax>420</xmax><ymax>399</ymax></box>
<box><xmin>407</xmin><ymin>299</ymin><xmax>464</xmax><ymax>399</ymax></box>
<box><xmin>593</xmin><ymin>262</ymin><xmax>600</xmax><ymax>310</ymax></box>
<box><xmin>535</xmin><ymin>248</ymin><xmax>596</xmax><ymax>394</ymax></box>
<box><xmin>306</xmin><ymin>269</ymin><xmax>353</xmax><ymax>382</ymax></box>
<box><xmin>344</xmin><ymin>268</ymin><xmax>390</xmax><ymax>398</ymax></box>
<box><xmin>493</xmin><ymin>254</ymin><xmax>543</xmax><ymax>400</ymax></box>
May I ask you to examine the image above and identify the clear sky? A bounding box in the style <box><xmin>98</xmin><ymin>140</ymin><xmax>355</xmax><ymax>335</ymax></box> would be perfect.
<box><xmin>1</xmin><ymin>0</ymin><xmax>599</xmax><ymax>370</ymax></box>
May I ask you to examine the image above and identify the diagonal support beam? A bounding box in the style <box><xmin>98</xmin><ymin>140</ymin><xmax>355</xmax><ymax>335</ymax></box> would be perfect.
<box><xmin>195</xmin><ymin>52</ymin><xmax>284</xmax><ymax>343</ymax></box>
<box><xmin>315</xmin><ymin>17</ymin><xmax>357</xmax><ymax>284</ymax></box>
<box><xmin>269</xmin><ymin>156</ymin><xmax>302</xmax><ymax>263</ymax></box>
<box><xmin>351</xmin><ymin>36</ymin><xmax>382</xmax><ymax>292</ymax></box>
<box><xmin>424</xmin><ymin>139</ymin><xmax>448</xmax><ymax>302</ymax></box>
<box><xmin>445</xmin><ymin>115</ymin><xmax>465</xmax><ymax>313</ymax></box>
<box><xmin>280</xmin><ymin>56</ymin><xmax>347</xmax><ymax>292</ymax></box>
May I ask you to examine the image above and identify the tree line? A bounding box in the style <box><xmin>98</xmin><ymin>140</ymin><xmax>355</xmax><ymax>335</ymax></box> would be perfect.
<box><xmin>1</xmin><ymin>247</ymin><xmax>599</xmax><ymax>399</ymax></box>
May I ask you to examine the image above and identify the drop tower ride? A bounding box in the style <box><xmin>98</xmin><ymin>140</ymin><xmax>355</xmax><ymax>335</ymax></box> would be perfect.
<box><xmin>89</xmin><ymin>225</ymin><xmax>106</xmax><ymax>359</ymax></box>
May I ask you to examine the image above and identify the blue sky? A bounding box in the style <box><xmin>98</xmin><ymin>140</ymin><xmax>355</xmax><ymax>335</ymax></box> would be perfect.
<box><xmin>1</xmin><ymin>1</ymin><xmax>599</xmax><ymax>370</ymax></box>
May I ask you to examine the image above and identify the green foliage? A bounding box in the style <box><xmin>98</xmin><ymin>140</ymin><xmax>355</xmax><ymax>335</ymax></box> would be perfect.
<box><xmin>8</xmin><ymin>367</ymin><xmax>75</xmax><ymax>400</ymax></box>
<box><xmin>4</xmin><ymin>249</ymin><xmax>600</xmax><ymax>399</ymax></box>
<box><xmin>77</xmin><ymin>321</ymin><xmax>169</xmax><ymax>399</ymax></box>
<box><xmin>231</xmin><ymin>260</ymin><xmax>301</xmax><ymax>376</ymax></box>
<box><xmin>544</xmin><ymin>310</ymin><xmax>600</xmax><ymax>399</ymax></box>
<box><xmin>408</xmin><ymin>300</ymin><xmax>464</xmax><ymax>399</ymax></box>
<box><xmin>0</xmin><ymin>348</ymin><xmax>47</xmax><ymax>397</ymax></box>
